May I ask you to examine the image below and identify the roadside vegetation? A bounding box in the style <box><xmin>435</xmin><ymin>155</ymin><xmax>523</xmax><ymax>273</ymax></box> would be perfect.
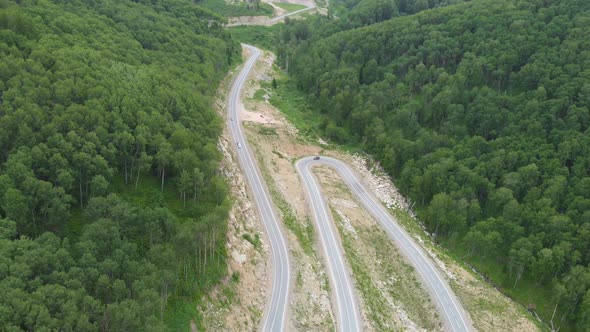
<box><xmin>266</xmin><ymin>74</ymin><xmax>323</xmax><ymax>140</ymax></box>
<box><xmin>245</xmin><ymin>124</ymin><xmax>335</xmax><ymax>330</ymax></box>
<box><xmin>328</xmin><ymin>202</ymin><xmax>441</xmax><ymax>331</ymax></box>
<box><xmin>228</xmin><ymin>25</ymin><xmax>282</xmax><ymax>51</ymax></box>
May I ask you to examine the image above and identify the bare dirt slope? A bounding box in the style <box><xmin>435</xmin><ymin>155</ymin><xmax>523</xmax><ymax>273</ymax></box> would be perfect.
<box><xmin>196</xmin><ymin>63</ymin><xmax>270</xmax><ymax>332</ymax></box>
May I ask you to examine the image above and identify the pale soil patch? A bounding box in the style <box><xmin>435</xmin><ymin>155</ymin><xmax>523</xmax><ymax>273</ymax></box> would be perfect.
<box><xmin>266</xmin><ymin>2</ymin><xmax>287</xmax><ymax>16</ymax></box>
<box><xmin>198</xmin><ymin>54</ymin><xmax>269</xmax><ymax>332</ymax></box>
<box><xmin>241</xmin><ymin>106</ymin><xmax>280</xmax><ymax>124</ymax></box>
<box><xmin>272</xmin><ymin>0</ymin><xmax>316</xmax><ymax>9</ymax></box>
<box><xmin>226</xmin><ymin>15</ymin><xmax>276</xmax><ymax>27</ymax></box>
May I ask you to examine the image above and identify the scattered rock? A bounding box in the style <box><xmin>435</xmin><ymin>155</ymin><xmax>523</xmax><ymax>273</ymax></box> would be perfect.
<box><xmin>232</xmin><ymin>251</ymin><xmax>247</xmax><ymax>265</ymax></box>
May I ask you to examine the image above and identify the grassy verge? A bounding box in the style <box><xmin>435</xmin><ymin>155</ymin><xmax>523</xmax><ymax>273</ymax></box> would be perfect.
<box><xmin>228</xmin><ymin>24</ymin><xmax>281</xmax><ymax>51</ymax></box>
<box><xmin>272</xmin><ymin>2</ymin><xmax>307</xmax><ymax>12</ymax></box>
<box><xmin>249</xmin><ymin>136</ymin><xmax>316</xmax><ymax>256</ymax></box>
<box><xmin>331</xmin><ymin>207</ymin><xmax>391</xmax><ymax>330</ymax></box>
<box><xmin>267</xmin><ymin>73</ymin><xmax>324</xmax><ymax>140</ymax></box>
<box><xmin>263</xmin><ymin>71</ymin><xmax>363</xmax><ymax>154</ymax></box>
<box><xmin>245</xmin><ymin>123</ymin><xmax>335</xmax><ymax>330</ymax></box>
<box><xmin>330</xmin><ymin>203</ymin><xmax>440</xmax><ymax>330</ymax></box>
<box><xmin>228</xmin><ymin>27</ymin><xmax>326</xmax><ymax>142</ymax></box>
<box><xmin>198</xmin><ymin>0</ymin><xmax>274</xmax><ymax>17</ymax></box>
<box><xmin>449</xmin><ymin>243</ymin><xmax>553</xmax><ymax>330</ymax></box>
<box><xmin>165</xmin><ymin>299</ymin><xmax>201</xmax><ymax>331</ymax></box>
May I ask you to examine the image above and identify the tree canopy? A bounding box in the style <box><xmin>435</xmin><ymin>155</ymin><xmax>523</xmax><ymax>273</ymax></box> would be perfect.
<box><xmin>0</xmin><ymin>0</ymin><xmax>236</xmax><ymax>329</ymax></box>
<box><xmin>279</xmin><ymin>0</ymin><xmax>590</xmax><ymax>329</ymax></box>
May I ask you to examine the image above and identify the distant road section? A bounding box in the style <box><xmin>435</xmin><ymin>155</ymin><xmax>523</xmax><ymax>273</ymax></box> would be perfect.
<box><xmin>269</xmin><ymin>5</ymin><xmax>316</xmax><ymax>23</ymax></box>
<box><xmin>225</xmin><ymin>4</ymin><xmax>316</xmax><ymax>27</ymax></box>
<box><xmin>296</xmin><ymin>156</ymin><xmax>474</xmax><ymax>332</ymax></box>
<box><xmin>227</xmin><ymin>44</ymin><xmax>291</xmax><ymax>332</ymax></box>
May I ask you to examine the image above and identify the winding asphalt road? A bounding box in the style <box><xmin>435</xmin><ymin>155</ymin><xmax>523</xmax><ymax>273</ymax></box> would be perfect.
<box><xmin>296</xmin><ymin>159</ymin><xmax>363</xmax><ymax>332</ymax></box>
<box><xmin>227</xmin><ymin>44</ymin><xmax>290</xmax><ymax>332</ymax></box>
<box><xmin>227</xmin><ymin>6</ymin><xmax>472</xmax><ymax>331</ymax></box>
<box><xmin>269</xmin><ymin>5</ymin><xmax>316</xmax><ymax>23</ymax></box>
<box><xmin>228</xmin><ymin>44</ymin><xmax>473</xmax><ymax>331</ymax></box>
<box><xmin>296</xmin><ymin>156</ymin><xmax>474</xmax><ymax>332</ymax></box>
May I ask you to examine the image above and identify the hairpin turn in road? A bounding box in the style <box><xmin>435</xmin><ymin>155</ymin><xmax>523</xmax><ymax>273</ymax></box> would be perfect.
<box><xmin>228</xmin><ymin>43</ymin><xmax>473</xmax><ymax>332</ymax></box>
<box><xmin>296</xmin><ymin>156</ymin><xmax>474</xmax><ymax>332</ymax></box>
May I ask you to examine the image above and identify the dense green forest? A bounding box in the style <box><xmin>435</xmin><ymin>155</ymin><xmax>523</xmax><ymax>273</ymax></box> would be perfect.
<box><xmin>0</xmin><ymin>0</ymin><xmax>237</xmax><ymax>329</ymax></box>
<box><xmin>278</xmin><ymin>0</ymin><xmax>590</xmax><ymax>329</ymax></box>
<box><xmin>329</xmin><ymin>0</ymin><xmax>469</xmax><ymax>28</ymax></box>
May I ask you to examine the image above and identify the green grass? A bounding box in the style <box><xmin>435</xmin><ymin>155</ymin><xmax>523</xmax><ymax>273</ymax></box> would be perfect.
<box><xmin>272</xmin><ymin>2</ymin><xmax>307</xmax><ymax>12</ymax></box>
<box><xmin>392</xmin><ymin>208</ymin><xmax>550</xmax><ymax>330</ymax></box>
<box><xmin>228</xmin><ymin>24</ymin><xmax>281</xmax><ymax>51</ymax></box>
<box><xmin>242</xmin><ymin>232</ymin><xmax>262</xmax><ymax>250</ymax></box>
<box><xmin>165</xmin><ymin>299</ymin><xmax>201</xmax><ymax>331</ymax></box>
<box><xmin>395</xmin><ymin>208</ymin><xmax>552</xmax><ymax>330</ymax></box>
<box><xmin>258</xmin><ymin>125</ymin><xmax>278</xmax><ymax>136</ymax></box>
<box><xmin>449</xmin><ymin>243</ymin><xmax>555</xmax><ymax>330</ymax></box>
<box><xmin>267</xmin><ymin>73</ymin><xmax>323</xmax><ymax>140</ymax></box>
<box><xmin>331</xmin><ymin>207</ymin><xmax>390</xmax><ymax>330</ymax></box>
<box><xmin>198</xmin><ymin>0</ymin><xmax>274</xmax><ymax>17</ymax></box>
<box><xmin>270</xmin><ymin>178</ymin><xmax>315</xmax><ymax>257</ymax></box>
<box><xmin>252</xmin><ymin>87</ymin><xmax>267</xmax><ymax>101</ymax></box>
<box><xmin>263</xmin><ymin>72</ymin><xmax>364</xmax><ymax>155</ymax></box>
<box><xmin>330</xmin><ymin>206</ymin><xmax>440</xmax><ymax>331</ymax></box>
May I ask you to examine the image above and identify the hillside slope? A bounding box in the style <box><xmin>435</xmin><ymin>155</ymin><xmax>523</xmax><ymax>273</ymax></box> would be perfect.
<box><xmin>281</xmin><ymin>0</ymin><xmax>590</xmax><ymax>329</ymax></box>
<box><xmin>0</xmin><ymin>0</ymin><xmax>236</xmax><ymax>330</ymax></box>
